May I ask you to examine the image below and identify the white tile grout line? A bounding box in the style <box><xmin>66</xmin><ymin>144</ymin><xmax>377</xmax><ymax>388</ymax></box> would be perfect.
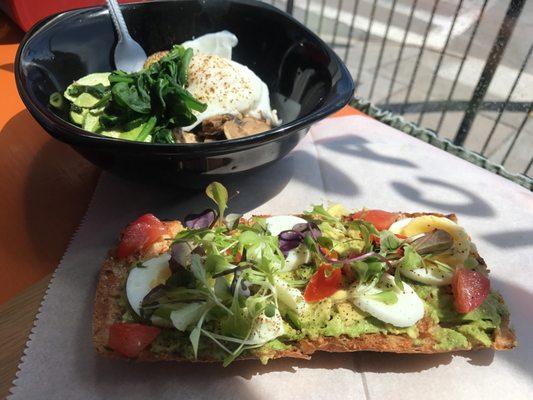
<box><xmin>7</xmin><ymin>173</ymin><xmax>107</xmax><ymax>399</ymax></box>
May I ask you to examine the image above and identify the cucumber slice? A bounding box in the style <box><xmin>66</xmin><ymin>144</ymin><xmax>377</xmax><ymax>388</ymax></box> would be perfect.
<box><xmin>64</xmin><ymin>72</ymin><xmax>111</xmax><ymax>102</ymax></box>
<box><xmin>69</xmin><ymin>109</ymin><xmax>88</xmax><ymax>126</ymax></box>
<box><xmin>74</xmin><ymin>93</ymin><xmax>101</xmax><ymax>108</ymax></box>
<box><xmin>82</xmin><ymin>113</ymin><xmax>101</xmax><ymax>133</ymax></box>
<box><xmin>99</xmin><ymin>124</ymin><xmax>145</xmax><ymax>141</ymax></box>
<box><xmin>119</xmin><ymin>124</ymin><xmax>145</xmax><ymax>141</ymax></box>
<box><xmin>100</xmin><ymin>130</ymin><xmax>121</xmax><ymax>139</ymax></box>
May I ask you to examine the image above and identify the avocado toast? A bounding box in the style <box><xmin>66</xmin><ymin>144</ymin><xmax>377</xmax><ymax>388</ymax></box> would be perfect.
<box><xmin>93</xmin><ymin>183</ymin><xmax>515</xmax><ymax>364</ymax></box>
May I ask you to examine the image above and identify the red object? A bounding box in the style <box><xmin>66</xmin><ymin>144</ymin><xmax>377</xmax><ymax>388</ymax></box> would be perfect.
<box><xmin>452</xmin><ymin>268</ymin><xmax>490</xmax><ymax>313</ymax></box>
<box><xmin>304</xmin><ymin>263</ymin><xmax>342</xmax><ymax>303</ymax></box>
<box><xmin>351</xmin><ymin>210</ymin><xmax>398</xmax><ymax>231</ymax></box>
<box><xmin>108</xmin><ymin>323</ymin><xmax>160</xmax><ymax>358</ymax></box>
<box><xmin>0</xmin><ymin>0</ymin><xmax>145</xmax><ymax>32</ymax></box>
<box><xmin>117</xmin><ymin>213</ymin><xmax>168</xmax><ymax>259</ymax></box>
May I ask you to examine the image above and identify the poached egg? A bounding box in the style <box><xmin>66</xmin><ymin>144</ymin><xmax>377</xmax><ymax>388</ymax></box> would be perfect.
<box><xmin>181</xmin><ymin>31</ymin><xmax>279</xmax><ymax>130</ymax></box>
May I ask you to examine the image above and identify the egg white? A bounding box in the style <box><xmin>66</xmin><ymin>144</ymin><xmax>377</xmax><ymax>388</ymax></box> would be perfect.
<box><xmin>274</xmin><ymin>277</ymin><xmax>309</xmax><ymax>316</ymax></box>
<box><xmin>182</xmin><ymin>30</ymin><xmax>237</xmax><ymax>59</ymax></box>
<box><xmin>284</xmin><ymin>245</ymin><xmax>311</xmax><ymax>271</ymax></box>
<box><xmin>126</xmin><ymin>253</ymin><xmax>171</xmax><ymax>316</ymax></box>
<box><xmin>247</xmin><ymin>308</ymin><xmax>285</xmax><ymax>345</ymax></box>
<box><xmin>350</xmin><ymin>274</ymin><xmax>425</xmax><ymax>328</ymax></box>
<box><xmin>265</xmin><ymin>215</ymin><xmax>308</xmax><ymax>236</ymax></box>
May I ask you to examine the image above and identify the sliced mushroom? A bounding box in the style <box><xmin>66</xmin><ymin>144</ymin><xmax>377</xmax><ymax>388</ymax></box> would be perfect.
<box><xmin>223</xmin><ymin>117</ymin><xmax>271</xmax><ymax>140</ymax></box>
<box><xmin>143</xmin><ymin>51</ymin><xmax>169</xmax><ymax>69</ymax></box>
<box><xmin>173</xmin><ymin>128</ymin><xmax>199</xmax><ymax>143</ymax></box>
<box><xmin>201</xmin><ymin>114</ymin><xmax>238</xmax><ymax>135</ymax></box>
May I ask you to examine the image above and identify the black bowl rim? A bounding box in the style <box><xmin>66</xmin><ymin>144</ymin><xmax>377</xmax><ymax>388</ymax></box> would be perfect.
<box><xmin>15</xmin><ymin>0</ymin><xmax>355</xmax><ymax>153</ymax></box>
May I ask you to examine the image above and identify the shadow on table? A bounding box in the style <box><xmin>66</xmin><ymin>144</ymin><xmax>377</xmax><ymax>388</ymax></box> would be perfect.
<box><xmin>0</xmin><ymin>110</ymin><xmax>99</xmax><ymax>265</ymax></box>
<box><xmin>314</xmin><ymin>134</ymin><xmax>418</xmax><ymax>169</ymax></box>
<box><xmin>481</xmin><ymin>229</ymin><xmax>533</xmax><ymax>249</ymax></box>
<box><xmin>391</xmin><ymin>176</ymin><xmax>495</xmax><ymax>217</ymax></box>
<box><xmin>0</xmin><ymin>62</ymin><xmax>14</xmax><ymax>73</ymax></box>
<box><xmin>86</xmin><ymin>145</ymin><xmax>360</xmax><ymax>226</ymax></box>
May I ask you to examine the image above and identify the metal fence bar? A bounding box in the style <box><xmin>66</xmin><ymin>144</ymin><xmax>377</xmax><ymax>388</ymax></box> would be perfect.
<box><xmin>304</xmin><ymin>0</ymin><xmax>312</xmax><ymax>26</ymax></box>
<box><xmin>501</xmin><ymin>103</ymin><xmax>532</xmax><ymax>166</ymax></box>
<box><xmin>400</xmin><ymin>0</ymin><xmax>440</xmax><ymax>114</ymax></box>
<box><xmin>435</xmin><ymin>0</ymin><xmax>489</xmax><ymax>133</ymax></box>
<box><xmin>344</xmin><ymin>0</ymin><xmax>361</xmax><ymax>63</ymax></box>
<box><xmin>416</xmin><ymin>0</ymin><xmax>464</xmax><ymax>126</ymax></box>
<box><xmin>525</xmin><ymin>157</ymin><xmax>533</xmax><ymax>176</ymax></box>
<box><xmin>330</xmin><ymin>0</ymin><xmax>344</xmax><ymax>48</ymax></box>
<box><xmin>355</xmin><ymin>0</ymin><xmax>379</xmax><ymax>88</ymax></box>
<box><xmin>382</xmin><ymin>100</ymin><xmax>532</xmax><ymax>114</ymax></box>
<box><xmin>317</xmin><ymin>0</ymin><xmax>327</xmax><ymax>36</ymax></box>
<box><xmin>454</xmin><ymin>0</ymin><xmax>527</xmax><ymax>146</ymax></box>
<box><xmin>368</xmin><ymin>0</ymin><xmax>399</xmax><ymax>100</ymax></box>
<box><xmin>384</xmin><ymin>0</ymin><xmax>419</xmax><ymax>104</ymax></box>
<box><xmin>480</xmin><ymin>44</ymin><xmax>533</xmax><ymax>155</ymax></box>
<box><xmin>286</xmin><ymin>0</ymin><xmax>294</xmax><ymax>14</ymax></box>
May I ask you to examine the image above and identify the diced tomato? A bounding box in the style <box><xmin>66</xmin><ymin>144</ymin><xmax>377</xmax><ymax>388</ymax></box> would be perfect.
<box><xmin>225</xmin><ymin>248</ymin><xmax>242</xmax><ymax>263</ymax></box>
<box><xmin>351</xmin><ymin>210</ymin><xmax>398</xmax><ymax>231</ymax></box>
<box><xmin>452</xmin><ymin>268</ymin><xmax>490</xmax><ymax>313</ymax></box>
<box><xmin>304</xmin><ymin>263</ymin><xmax>342</xmax><ymax>303</ymax></box>
<box><xmin>320</xmin><ymin>246</ymin><xmax>339</xmax><ymax>261</ymax></box>
<box><xmin>117</xmin><ymin>214</ymin><xmax>168</xmax><ymax>259</ymax></box>
<box><xmin>108</xmin><ymin>323</ymin><xmax>160</xmax><ymax>358</ymax></box>
<box><xmin>395</xmin><ymin>234</ymin><xmax>407</xmax><ymax>239</ymax></box>
<box><xmin>370</xmin><ymin>234</ymin><xmax>380</xmax><ymax>245</ymax></box>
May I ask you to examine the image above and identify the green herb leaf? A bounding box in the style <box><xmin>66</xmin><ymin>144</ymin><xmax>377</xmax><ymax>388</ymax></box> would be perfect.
<box><xmin>401</xmin><ymin>245</ymin><xmax>424</xmax><ymax>271</ymax></box>
<box><xmin>410</xmin><ymin>229</ymin><xmax>454</xmax><ymax>255</ymax></box>
<box><xmin>264</xmin><ymin>303</ymin><xmax>276</xmax><ymax>318</ymax></box>
<box><xmin>206</xmin><ymin>182</ymin><xmax>228</xmax><ymax>223</ymax></box>
<box><xmin>379</xmin><ymin>230</ymin><xmax>401</xmax><ymax>252</ymax></box>
<box><xmin>169</xmin><ymin>302</ymin><xmax>205</xmax><ymax>331</ymax></box>
<box><xmin>394</xmin><ymin>266</ymin><xmax>404</xmax><ymax>291</ymax></box>
<box><xmin>190</xmin><ymin>254</ymin><xmax>232</xmax><ymax>315</ymax></box>
<box><xmin>368</xmin><ymin>290</ymin><xmax>398</xmax><ymax>305</ymax></box>
<box><xmin>304</xmin><ymin>204</ymin><xmax>338</xmax><ymax>222</ymax></box>
<box><xmin>464</xmin><ymin>256</ymin><xmax>479</xmax><ymax>269</ymax></box>
<box><xmin>205</xmin><ymin>254</ymin><xmax>233</xmax><ymax>275</ymax></box>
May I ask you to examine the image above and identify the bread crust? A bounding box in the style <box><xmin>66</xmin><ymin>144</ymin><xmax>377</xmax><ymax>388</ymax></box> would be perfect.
<box><xmin>92</xmin><ymin>213</ymin><xmax>516</xmax><ymax>362</ymax></box>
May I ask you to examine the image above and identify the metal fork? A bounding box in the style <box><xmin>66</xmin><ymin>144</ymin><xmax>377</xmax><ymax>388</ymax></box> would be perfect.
<box><xmin>106</xmin><ymin>0</ymin><xmax>147</xmax><ymax>73</ymax></box>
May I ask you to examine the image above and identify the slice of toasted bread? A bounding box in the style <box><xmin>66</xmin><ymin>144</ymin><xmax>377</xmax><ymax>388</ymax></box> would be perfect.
<box><xmin>92</xmin><ymin>213</ymin><xmax>516</xmax><ymax>362</ymax></box>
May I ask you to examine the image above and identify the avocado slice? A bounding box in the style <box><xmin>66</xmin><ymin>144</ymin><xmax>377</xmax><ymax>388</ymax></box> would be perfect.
<box><xmin>73</xmin><ymin>93</ymin><xmax>101</xmax><ymax>108</ymax></box>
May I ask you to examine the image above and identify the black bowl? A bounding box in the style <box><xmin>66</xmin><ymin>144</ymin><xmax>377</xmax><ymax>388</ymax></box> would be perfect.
<box><xmin>15</xmin><ymin>0</ymin><xmax>354</xmax><ymax>184</ymax></box>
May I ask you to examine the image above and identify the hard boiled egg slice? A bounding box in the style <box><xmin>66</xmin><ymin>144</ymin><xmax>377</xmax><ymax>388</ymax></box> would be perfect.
<box><xmin>396</xmin><ymin>216</ymin><xmax>470</xmax><ymax>267</ymax></box>
<box><xmin>274</xmin><ymin>277</ymin><xmax>309</xmax><ymax>316</ymax></box>
<box><xmin>247</xmin><ymin>308</ymin><xmax>285</xmax><ymax>345</ymax></box>
<box><xmin>182</xmin><ymin>31</ymin><xmax>238</xmax><ymax>59</ymax></box>
<box><xmin>284</xmin><ymin>245</ymin><xmax>311</xmax><ymax>271</ymax></box>
<box><xmin>350</xmin><ymin>274</ymin><xmax>424</xmax><ymax>328</ymax></box>
<box><xmin>401</xmin><ymin>264</ymin><xmax>454</xmax><ymax>286</ymax></box>
<box><xmin>265</xmin><ymin>215</ymin><xmax>308</xmax><ymax>236</ymax></box>
<box><xmin>126</xmin><ymin>253</ymin><xmax>171</xmax><ymax>316</ymax></box>
<box><xmin>388</xmin><ymin>218</ymin><xmax>413</xmax><ymax>235</ymax></box>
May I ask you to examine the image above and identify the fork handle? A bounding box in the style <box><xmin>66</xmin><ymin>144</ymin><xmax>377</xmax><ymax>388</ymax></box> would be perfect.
<box><xmin>106</xmin><ymin>0</ymin><xmax>131</xmax><ymax>42</ymax></box>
